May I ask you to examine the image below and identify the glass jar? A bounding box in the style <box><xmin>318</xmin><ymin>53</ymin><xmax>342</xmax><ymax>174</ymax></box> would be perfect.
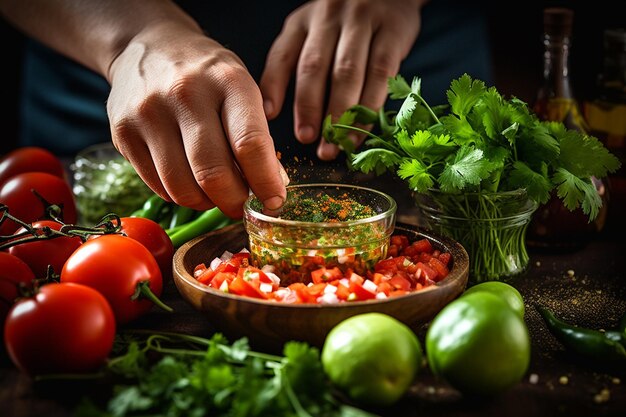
<box><xmin>71</xmin><ymin>142</ymin><xmax>153</xmax><ymax>224</ymax></box>
<box><xmin>243</xmin><ymin>183</ymin><xmax>397</xmax><ymax>284</ymax></box>
<box><xmin>415</xmin><ymin>189</ymin><xmax>538</xmax><ymax>283</ymax></box>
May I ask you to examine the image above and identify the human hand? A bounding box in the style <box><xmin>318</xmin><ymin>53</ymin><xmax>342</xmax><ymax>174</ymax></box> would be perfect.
<box><xmin>260</xmin><ymin>0</ymin><xmax>425</xmax><ymax>160</ymax></box>
<box><xmin>106</xmin><ymin>21</ymin><xmax>288</xmax><ymax>218</ymax></box>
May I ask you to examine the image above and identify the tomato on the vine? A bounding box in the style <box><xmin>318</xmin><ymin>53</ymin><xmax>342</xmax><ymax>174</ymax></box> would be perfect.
<box><xmin>8</xmin><ymin>220</ymin><xmax>83</xmax><ymax>279</ymax></box>
<box><xmin>0</xmin><ymin>252</ymin><xmax>36</xmax><ymax>328</ymax></box>
<box><xmin>0</xmin><ymin>172</ymin><xmax>77</xmax><ymax>235</ymax></box>
<box><xmin>4</xmin><ymin>282</ymin><xmax>116</xmax><ymax>376</ymax></box>
<box><xmin>61</xmin><ymin>234</ymin><xmax>166</xmax><ymax>324</ymax></box>
<box><xmin>118</xmin><ymin>217</ymin><xmax>174</xmax><ymax>281</ymax></box>
<box><xmin>0</xmin><ymin>146</ymin><xmax>66</xmax><ymax>186</ymax></box>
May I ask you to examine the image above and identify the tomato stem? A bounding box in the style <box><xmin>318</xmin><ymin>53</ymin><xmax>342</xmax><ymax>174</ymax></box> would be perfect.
<box><xmin>131</xmin><ymin>281</ymin><xmax>173</xmax><ymax>313</ymax></box>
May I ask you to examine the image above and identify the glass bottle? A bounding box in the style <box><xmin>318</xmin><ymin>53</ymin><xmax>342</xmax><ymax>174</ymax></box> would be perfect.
<box><xmin>583</xmin><ymin>28</ymin><xmax>626</xmax><ymax>235</ymax></box>
<box><xmin>527</xmin><ymin>7</ymin><xmax>609</xmax><ymax>251</ymax></box>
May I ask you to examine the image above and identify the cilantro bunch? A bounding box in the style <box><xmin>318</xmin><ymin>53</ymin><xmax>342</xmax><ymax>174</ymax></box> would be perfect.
<box><xmin>75</xmin><ymin>331</ymin><xmax>378</xmax><ymax>417</ymax></box>
<box><xmin>323</xmin><ymin>73</ymin><xmax>620</xmax><ymax>221</ymax></box>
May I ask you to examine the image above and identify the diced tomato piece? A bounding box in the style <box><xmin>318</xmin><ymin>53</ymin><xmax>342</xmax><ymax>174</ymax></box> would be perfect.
<box><xmin>417</xmin><ymin>252</ymin><xmax>432</xmax><ymax>263</ymax></box>
<box><xmin>391</xmin><ymin>235</ymin><xmax>409</xmax><ymax>249</ymax></box>
<box><xmin>197</xmin><ymin>267</ymin><xmax>218</xmax><ymax>285</ymax></box>
<box><xmin>311</xmin><ymin>266</ymin><xmax>343</xmax><ymax>284</ymax></box>
<box><xmin>193</xmin><ymin>263</ymin><xmax>207</xmax><ymax>277</ymax></box>
<box><xmin>415</xmin><ymin>261</ymin><xmax>439</xmax><ymax>282</ymax></box>
<box><xmin>428</xmin><ymin>257</ymin><xmax>449</xmax><ymax>280</ymax></box>
<box><xmin>389</xmin><ymin>275</ymin><xmax>412</xmax><ymax>291</ymax></box>
<box><xmin>289</xmin><ymin>283</ymin><xmax>317</xmax><ymax>303</ymax></box>
<box><xmin>438</xmin><ymin>252</ymin><xmax>452</xmax><ymax>266</ymax></box>
<box><xmin>377</xmin><ymin>281</ymin><xmax>393</xmax><ymax>296</ymax></box>
<box><xmin>244</xmin><ymin>266</ymin><xmax>273</xmax><ymax>284</ymax></box>
<box><xmin>229</xmin><ymin>275</ymin><xmax>268</xmax><ymax>299</ymax></box>
<box><xmin>402</xmin><ymin>245</ymin><xmax>417</xmax><ymax>258</ymax></box>
<box><xmin>348</xmin><ymin>272</ymin><xmax>365</xmax><ymax>290</ymax></box>
<box><xmin>209</xmin><ymin>271</ymin><xmax>235</xmax><ymax>289</ymax></box>
<box><xmin>371</xmin><ymin>272</ymin><xmax>385</xmax><ymax>285</ymax></box>
<box><xmin>352</xmin><ymin>281</ymin><xmax>376</xmax><ymax>301</ymax></box>
<box><xmin>335</xmin><ymin>283</ymin><xmax>351</xmax><ymax>300</ymax></box>
<box><xmin>412</xmin><ymin>238</ymin><xmax>433</xmax><ymax>253</ymax></box>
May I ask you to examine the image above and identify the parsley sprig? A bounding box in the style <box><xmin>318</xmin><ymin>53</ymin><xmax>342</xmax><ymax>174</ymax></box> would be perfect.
<box><xmin>74</xmin><ymin>331</ymin><xmax>379</xmax><ymax>417</ymax></box>
<box><xmin>322</xmin><ymin>73</ymin><xmax>620</xmax><ymax>221</ymax></box>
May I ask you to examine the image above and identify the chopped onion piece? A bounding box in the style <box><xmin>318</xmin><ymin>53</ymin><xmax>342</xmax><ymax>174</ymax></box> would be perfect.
<box><xmin>375</xmin><ymin>292</ymin><xmax>388</xmax><ymax>299</ymax></box>
<box><xmin>265</xmin><ymin>272</ymin><xmax>281</xmax><ymax>285</ymax></box>
<box><xmin>318</xmin><ymin>293</ymin><xmax>339</xmax><ymax>304</ymax></box>
<box><xmin>209</xmin><ymin>257</ymin><xmax>223</xmax><ymax>271</ymax></box>
<box><xmin>259</xmin><ymin>282</ymin><xmax>273</xmax><ymax>293</ymax></box>
<box><xmin>363</xmin><ymin>279</ymin><xmax>377</xmax><ymax>293</ymax></box>
<box><xmin>324</xmin><ymin>284</ymin><xmax>338</xmax><ymax>294</ymax></box>
<box><xmin>219</xmin><ymin>250</ymin><xmax>233</xmax><ymax>262</ymax></box>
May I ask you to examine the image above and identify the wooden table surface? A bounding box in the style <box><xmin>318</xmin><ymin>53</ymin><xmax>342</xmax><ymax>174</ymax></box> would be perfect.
<box><xmin>2</xmin><ymin>225</ymin><xmax>625</xmax><ymax>417</ymax></box>
<box><xmin>2</xmin><ymin>164</ymin><xmax>626</xmax><ymax>417</ymax></box>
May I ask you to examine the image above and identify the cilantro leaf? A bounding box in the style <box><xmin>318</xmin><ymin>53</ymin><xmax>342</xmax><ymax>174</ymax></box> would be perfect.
<box><xmin>439</xmin><ymin>114</ymin><xmax>482</xmax><ymax>146</ymax></box>
<box><xmin>396</xmin><ymin>93</ymin><xmax>418</xmax><ymax>131</ymax></box>
<box><xmin>553</xmin><ymin>168</ymin><xmax>602</xmax><ymax>220</ymax></box>
<box><xmin>387</xmin><ymin>74</ymin><xmax>412</xmax><ymax>99</ymax></box>
<box><xmin>447</xmin><ymin>73</ymin><xmax>485</xmax><ymax>117</ymax></box>
<box><xmin>397</xmin><ymin>159</ymin><xmax>434</xmax><ymax>192</ymax></box>
<box><xmin>351</xmin><ymin>148</ymin><xmax>403</xmax><ymax>175</ymax></box>
<box><xmin>438</xmin><ymin>146</ymin><xmax>494</xmax><ymax>192</ymax></box>
<box><xmin>557</xmin><ymin>130</ymin><xmax>622</xmax><ymax>177</ymax></box>
<box><xmin>508</xmin><ymin>161</ymin><xmax>552</xmax><ymax>204</ymax></box>
<box><xmin>322</xmin><ymin>112</ymin><xmax>357</xmax><ymax>153</ymax></box>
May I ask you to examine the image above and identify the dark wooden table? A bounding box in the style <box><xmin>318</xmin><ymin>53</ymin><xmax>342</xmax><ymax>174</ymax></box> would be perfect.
<box><xmin>3</xmin><ymin>226</ymin><xmax>625</xmax><ymax>417</ymax></box>
<box><xmin>2</xmin><ymin>164</ymin><xmax>625</xmax><ymax>417</ymax></box>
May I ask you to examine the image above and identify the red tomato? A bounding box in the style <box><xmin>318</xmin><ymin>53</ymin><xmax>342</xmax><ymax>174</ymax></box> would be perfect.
<box><xmin>118</xmin><ymin>217</ymin><xmax>175</xmax><ymax>281</ymax></box>
<box><xmin>0</xmin><ymin>252</ymin><xmax>36</xmax><ymax>328</ymax></box>
<box><xmin>0</xmin><ymin>146</ymin><xmax>66</xmax><ymax>187</ymax></box>
<box><xmin>0</xmin><ymin>172</ymin><xmax>77</xmax><ymax>235</ymax></box>
<box><xmin>4</xmin><ymin>282</ymin><xmax>116</xmax><ymax>376</ymax></box>
<box><xmin>8</xmin><ymin>220</ymin><xmax>83</xmax><ymax>278</ymax></box>
<box><xmin>60</xmin><ymin>234</ymin><xmax>164</xmax><ymax>324</ymax></box>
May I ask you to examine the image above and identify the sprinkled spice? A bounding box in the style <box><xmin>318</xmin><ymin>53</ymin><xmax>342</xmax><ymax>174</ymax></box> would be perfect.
<box><xmin>278</xmin><ymin>191</ymin><xmax>375</xmax><ymax>222</ymax></box>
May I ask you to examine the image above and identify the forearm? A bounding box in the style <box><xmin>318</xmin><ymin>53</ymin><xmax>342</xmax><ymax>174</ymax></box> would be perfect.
<box><xmin>0</xmin><ymin>0</ymin><xmax>202</xmax><ymax>80</ymax></box>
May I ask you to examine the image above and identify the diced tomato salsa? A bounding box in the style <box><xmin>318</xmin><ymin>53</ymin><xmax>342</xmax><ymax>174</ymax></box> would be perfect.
<box><xmin>193</xmin><ymin>234</ymin><xmax>452</xmax><ymax>305</ymax></box>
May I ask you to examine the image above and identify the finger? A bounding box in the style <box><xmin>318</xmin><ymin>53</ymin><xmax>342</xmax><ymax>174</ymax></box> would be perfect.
<box><xmin>259</xmin><ymin>22</ymin><xmax>306</xmax><ymax>120</ymax></box>
<box><xmin>222</xmin><ymin>76</ymin><xmax>287</xmax><ymax>213</ymax></box>
<box><xmin>180</xmin><ymin>107</ymin><xmax>250</xmax><ymax>218</ymax></box>
<box><xmin>317</xmin><ymin>22</ymin><xmax>373</xmax><ymax>161</ymax></box>
<box><xmin>140</xmin><ymin>106</ymin><xmax>217</xmax><ymax>211</ymax></box>
<box><xmin>111</xmin><ymin>123</ymin><xmax>170</xmax><ymax>201</ymax></box>
<box><xmin>293</xmin><ymin>21</ymin><xmax>340</xmax><ymax>144</ymax></box>
<box><xmin>359</xmin><ymin>26</ymin><xmax>407</xmax><ymax>113</ymax></box>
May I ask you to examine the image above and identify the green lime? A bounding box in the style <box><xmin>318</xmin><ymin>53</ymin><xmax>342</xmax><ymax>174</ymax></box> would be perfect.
<box><xmin>462</xmin><ymin>281</ymin><xmax>525</xmax><ymax>317</ymax></box>
<box><xmin>426</xmin><ymin>292</ymin><xmax>530</xmax><ymax>396</ymax></box>
<box><xmin>321</xmin><ymin>312</ymin><xmax>422</xmax><ymax>407</ymax></box>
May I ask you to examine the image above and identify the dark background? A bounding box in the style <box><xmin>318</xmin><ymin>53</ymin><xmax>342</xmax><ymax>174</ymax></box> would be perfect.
<box><xmin>1</xmin><ymin>1</ymin><xmax>623</xmax><ymax>155</ymax></box>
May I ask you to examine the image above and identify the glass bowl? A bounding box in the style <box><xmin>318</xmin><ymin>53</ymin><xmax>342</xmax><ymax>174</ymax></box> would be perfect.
<box><xmin>243</xmin><ymin>183</ymin><xmax>397</xmax><ymax>284</ymax></box>
<box><xmin>71</xmin><ymin>142</ymin><xmax>153</xmax><ymax>224</ymax></box>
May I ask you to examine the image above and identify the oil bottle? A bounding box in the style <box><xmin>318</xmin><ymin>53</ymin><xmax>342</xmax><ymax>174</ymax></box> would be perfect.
<box><xmin>527</xmin><ymin>7</ymin><xmax>609</xmax><ymax>251</ymax></box>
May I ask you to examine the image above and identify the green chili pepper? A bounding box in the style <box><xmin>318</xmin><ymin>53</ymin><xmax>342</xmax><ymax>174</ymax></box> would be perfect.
<box><xmin>133</xmin><ymin>194</ymin><xmax>168</xmax><ymax>221</ymax></box>
<box><xmin>168</xmin><ymin>206</ymin><xmax>198</xmax><ymax>229</ymax></box>
<box><xmin>168</xmin><ymin>207</ymin><xmax>231</xmax><ymax>248</ymax></box>
<box><xmin>535</xmin><ymin>304</ymin><xmax>626</xmax><ymax>365</ymax></box>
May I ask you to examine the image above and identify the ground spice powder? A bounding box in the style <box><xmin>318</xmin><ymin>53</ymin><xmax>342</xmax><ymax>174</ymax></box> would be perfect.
<box><xmin>278</xmin><ymin>191</ymin><xmax>375</xmax><ymax>222</ymax></box>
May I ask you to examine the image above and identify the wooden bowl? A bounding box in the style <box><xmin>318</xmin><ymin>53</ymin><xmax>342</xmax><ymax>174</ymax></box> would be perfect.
<box><xmin>173</xmin><ymin>222</ymin><xmax>469</xmax><ymax>352</ymax></box>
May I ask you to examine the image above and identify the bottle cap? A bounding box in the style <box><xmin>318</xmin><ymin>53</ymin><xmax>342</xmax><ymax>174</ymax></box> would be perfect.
<box><xmin>543</xmin><ymin>7</ymin><xmax>573</xmax><ymax>37</ymax></box>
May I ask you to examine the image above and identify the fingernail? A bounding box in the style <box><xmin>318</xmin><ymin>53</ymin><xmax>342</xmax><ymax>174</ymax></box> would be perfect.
<box><xmin>263</xmin><ymin>99</ymin><xmax>274</xmax><ymax>117</ymax></box>
<box><xmin>263</xmin><ymin>196</ymin><xmax>285</xmax><ymax>211</ymax></box>
<box><xmin>279</xmin><ymin>162</ymin><xmax>290</xmax><ymax>186</ymax></box>
<box><xmin>297</xmin><ymin>125</ymin><xmax>315</xmax><ymax>143</ymax></box>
